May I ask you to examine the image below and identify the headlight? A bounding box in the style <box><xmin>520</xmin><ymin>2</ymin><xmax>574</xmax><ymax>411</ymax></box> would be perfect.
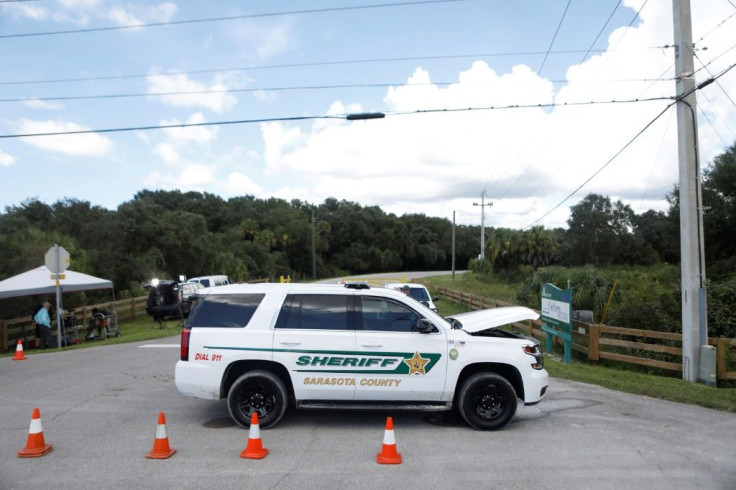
<box><xmin>522</xmin><ymin>344</ymin><xmax>544</xmax><ymax>370</ymax></box>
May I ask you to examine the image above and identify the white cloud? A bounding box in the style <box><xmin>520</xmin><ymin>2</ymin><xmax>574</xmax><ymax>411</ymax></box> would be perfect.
<box><xmin>56</xmin><ymin>0</ymin><xmax>100</xmax><ymax>10</ymax></box>
<box><xmin>1</xmin><ymin>3</ymin><xmax>49</xmax><ymax>20</ymax></box>
<box><xmin>147</xmin><ymin>73</ymin><xmax>239</xmax><ymax>113</ymax></box>
<box><xmin>16</xmin><ymin>119</ymin><xmax>113</xmax><ymax>157</ymax></box>
<box><xmin>224</xmin><ymin>172</ymin><xmax>263</xmax><ymax>195</ymax></box>
<box><xmin>159</xmin><ymin>112</ymin><xmax>219</xmax><ymax>147</ymax></box>
<box><xmin>230</xmin><ymin>19</ymin><xmax>295</xmax><ymax>61</ymax></box>
<box><xmin>259</xmin><ymin>0</ymin><xmax>736</xmax><ymax>228</ymax></box>
<box><xmin>23</xmin><ymin>99</ymin><xmax>63</xmax><ymax>110</ymax></box>
<box><xmin>0</xmin><ymin>148</ymin><xmax>16</xmax><ymax>167</ymax></box>
<box><xmin>107</xmin><ymin>2</ymin><xmax>176</xmax><ymax>27</ymax></box>
<box><xmin>143</xmin><ymin>163</ymin><xmax>217</xmax><ymax>192</ymax></box>
<box><xmin>152</xmin><ymin>143</ymin><xmax>181</xmax><ymax>166</ymax></box>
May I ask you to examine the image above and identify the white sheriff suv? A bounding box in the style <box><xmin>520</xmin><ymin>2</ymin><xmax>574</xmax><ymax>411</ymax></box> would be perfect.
<box><xmin>175</xmin><ymin>282</ymin><xmax>548</xmax><ymax>430</ymax></box>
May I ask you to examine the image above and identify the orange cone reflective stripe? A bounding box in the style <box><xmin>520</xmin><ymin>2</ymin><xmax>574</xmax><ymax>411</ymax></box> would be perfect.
<box><xmin>18</xmin><ymin>408</ymin><xmax>53</xmax><ymax>458</ymax></box>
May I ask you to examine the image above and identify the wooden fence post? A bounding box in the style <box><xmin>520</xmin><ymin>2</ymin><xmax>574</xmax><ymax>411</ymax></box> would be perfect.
<box><xmin>716</xmin><ymin>338</ymin><xmax>727</xmax><ymax>380</ymax></box>
<box><xmin>1</xmin><ymin>319</ymin><xmax>7</xmax><ymax>351</ymax></box>
<box><xmin>588</xmin><ymin>324</ymin><xmax>600</xmax><ymax>361</ymax></box>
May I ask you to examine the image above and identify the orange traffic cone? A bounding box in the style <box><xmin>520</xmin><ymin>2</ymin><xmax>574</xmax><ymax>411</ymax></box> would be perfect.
<box><xmin>145</xmin><ymin>412</ymin><xmax>176</xmax><ymax>459</ymax></box>
<box><xmin>12</xmin><ymin>339</ymin><xmax>27</xmax><ymax>361</ymax></box>
<box><xmin>376</xmin><ymin>416</ymin><xmax>402</xmax><ymax>464</ymax></box>
<box><xmin>18</xmin><ymin>408</ymin><xmax>53</xmax><ymax>458</ymax></box>
<box><xmin>240</xmin><ymin>412</ymin><xmax>269</xmax><ymax>459</ymax></box>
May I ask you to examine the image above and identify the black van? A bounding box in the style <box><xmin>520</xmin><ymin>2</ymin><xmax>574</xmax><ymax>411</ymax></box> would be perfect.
<box><xmin>145</xmin><ymin>280</ymin><xmax>202</xmax><ymax>321</ymax></box>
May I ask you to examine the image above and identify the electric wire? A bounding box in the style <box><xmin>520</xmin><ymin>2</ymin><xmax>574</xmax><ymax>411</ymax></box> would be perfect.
<box><xmin>0</xmin><ymin>0</ymin><xmax>465</xmax><ymax>39</ymax></box>
<box><xmin>638</xmin><ymin>107</ymin><xmax>674</xmax><ymax>213</ymax></box>
<box><xmin>594</xmin><ymin>0</ymin><xmax>649</xmax><ymax>75</ymax></box>
<box><xmin>693</xmin><ymin>51</ymin><xmax>736</xmax><ymax>111</ymax></box>
<box><xmin>580</xmin><ymin>0</ymin><xmax>621</xmax><ymax>63</ymax></box>
<box><xmin>524</xmin><ymin>62</ymin><xmax>736</xmax><ymax>228</ymax></box>
<box><xmin>0</xmin><ymin>96</ymin><xmax>674</xmax><ymax>140</ymax></box>
<box><xmin>524</xmin><ymin>102</ymin><xmax>674</xmax><ymax>229</ymax></box>
<box><xmin>0</xmin><ymin>50</ymin><xmax>611</xmax><ymax>87</ymax></box>
<box><xmin>1</xmin><ymin>77</ymin><xmax>675</xmax><ymax>105</ymax></box>
<box><xmin>1</xmin><ymin>82</ymin><xmax>457</xmax><ymax>103</ymax></box>
<box><xmin>538</xmin><ymin>0</ymin><xmax>572</xmax><ymax>76</ymax></box>
<box><xmin>699</xmin><ymin>105</ymin><xmax>729</xmax><ymax>148</ymax></box>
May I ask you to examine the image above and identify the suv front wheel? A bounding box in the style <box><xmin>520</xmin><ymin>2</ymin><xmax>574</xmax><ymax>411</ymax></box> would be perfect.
<box><xmin>457</xmin><ymin>372</ymin><xmax>517</xmax><ymax>430</ymax></box>
<box><xmin>227</xmin><ymin>370</ymin><xmax>288</xmax><ymax>429</ymax></box>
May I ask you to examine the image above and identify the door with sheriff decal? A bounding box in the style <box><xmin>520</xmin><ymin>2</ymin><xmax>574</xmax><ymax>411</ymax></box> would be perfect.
<box><xmin>354</xmin><ymin>296</ymin><xmax>448</xmax><ymax>401</ymax></box>
<box><xmin>272</xmin><ymin>293</ymin><xmax>357</xmax><ymax>400</ymax></box>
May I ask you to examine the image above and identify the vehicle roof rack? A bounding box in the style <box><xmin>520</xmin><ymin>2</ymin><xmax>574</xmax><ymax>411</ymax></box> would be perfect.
<box><xmin>343</xmin><ymin>282</ymin><xmax>370</xmax><ymax>290</ymax></box>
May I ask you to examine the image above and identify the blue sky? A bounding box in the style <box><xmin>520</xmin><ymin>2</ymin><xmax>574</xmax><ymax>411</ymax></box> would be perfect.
<box><xmin>1</xmin><ymin>0</ymin><xmax>735</xmax><ymax>228</ymax></box>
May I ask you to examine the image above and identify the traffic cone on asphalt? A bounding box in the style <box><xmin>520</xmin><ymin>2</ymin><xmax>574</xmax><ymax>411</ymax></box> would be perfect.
<box><xmin>376</xmin><ymin>416</ymin><xmax>402</xmax><ymax>464</ymax></box>
<box><xmin>145</xmin><ymin>412</ymin><xmax>176</xmax><ymax>459</ymax></box>
<box><xmin>12</xmin><ymin>339</ymin><xmax>27</xmax><ymax>361</ymax></box>
<box><xmin>18</xmin><ymin>408</ymin><xmax>53</xmax><ymax>458</ymax></box>
<box><xmin>240</xmin><ymin>412</ymin><xmax>269</xmax><ymax>459</ymax></box>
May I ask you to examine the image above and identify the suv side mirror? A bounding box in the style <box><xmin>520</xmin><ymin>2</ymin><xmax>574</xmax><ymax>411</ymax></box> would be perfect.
<box><xmin>414</xmin><ymin>318</ymin><xmax>436</xmax><ymax>333</ymax></box>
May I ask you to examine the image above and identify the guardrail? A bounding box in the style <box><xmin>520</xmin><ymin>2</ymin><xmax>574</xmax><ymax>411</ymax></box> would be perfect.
<box><xmin>435</xmin><ymin>286</ymin><xmax>736</xmax><ymax>382</ymax></box>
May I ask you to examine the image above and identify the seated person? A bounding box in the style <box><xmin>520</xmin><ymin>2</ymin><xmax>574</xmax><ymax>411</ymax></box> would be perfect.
<box><xmin>87</xmin><ymin>308</ymin><xmax>110</xmax><ymax>338</ymax></box>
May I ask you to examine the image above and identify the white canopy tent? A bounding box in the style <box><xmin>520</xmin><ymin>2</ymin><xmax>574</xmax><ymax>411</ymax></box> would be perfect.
<box><xmin>0</xmin><ymin>266</ymin><xmax>113</xmax><ymax>299</ymax></box>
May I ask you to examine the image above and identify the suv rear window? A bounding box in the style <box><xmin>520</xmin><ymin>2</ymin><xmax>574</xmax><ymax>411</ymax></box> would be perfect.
<box><xmin>187</xmin><ymin>294</ymin><xmax>265</xmax><ymax>328</ymax></box>
<box><xmin>275</xmin><ymin>294</ymin><xmax>354</xmax><ymax>330</ymax></box>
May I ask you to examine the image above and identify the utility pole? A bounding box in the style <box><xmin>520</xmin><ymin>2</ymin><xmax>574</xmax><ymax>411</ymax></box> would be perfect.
<box><xmin>473</xmin><ymin>190</ymin><xmax>493</xmax><ymax>259</ymax></box>
<box><xmin>673</xmin><ymin>0</ymin><xmax>707</xmax><ymax>382</ymax></box>
<box><xmin>311</xmin><ymin>210</ymin><xmax>317</xmax><ymax>280</ymax></box>
<box><xmin>451</xmin><ymin>211</ymin><xmax>456</xmax><ymax>284</ymax></box>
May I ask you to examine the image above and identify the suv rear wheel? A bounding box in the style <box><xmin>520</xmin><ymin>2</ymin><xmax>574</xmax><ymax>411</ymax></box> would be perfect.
<box><xmin>227</xmin><ymin>370</ymin><xmax>288</xmax><ymax>429</ymax></box>
<box><xmin>457</xmin><ymin>372</ymin><xmax>517</xmax><ymax>430</ymax></box>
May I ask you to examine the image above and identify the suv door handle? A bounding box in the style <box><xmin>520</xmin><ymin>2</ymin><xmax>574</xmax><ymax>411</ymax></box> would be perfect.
<box><xmin>279</xmin><ymin>340</ymin><xmax>302</xmax><ymax>345</ymax></box>
<box><xmin>360</xmin><ymin>343</ymin><xmax>382</xmax><ymax>348</ymax></box>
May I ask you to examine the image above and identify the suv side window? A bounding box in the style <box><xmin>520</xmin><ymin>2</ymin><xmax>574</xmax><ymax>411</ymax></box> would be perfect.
<box><xmin>187</xmin><ymin>294</ymin><xmax>265</xmax><ymax>328</ymax></box>
<box><xmin>358</xmin><ymin>296</ymin><xmax>419</xmax><ymax>333</ymax></box>
<box><xmin>276</xmin><ymin>294</ymin><xmax>354</xmax><ymax>330</ymax></box>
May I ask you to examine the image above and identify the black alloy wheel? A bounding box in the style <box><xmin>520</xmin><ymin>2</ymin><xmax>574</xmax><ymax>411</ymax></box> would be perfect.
<box><xmin>457</xmin><ymin>372</ymin><xmax>517</xmax><ymax>430</ymax></box>
<box><xmin>227</xmin><ymin>370</ymin><xmax>288</xmax><ymax>429</ymax></box>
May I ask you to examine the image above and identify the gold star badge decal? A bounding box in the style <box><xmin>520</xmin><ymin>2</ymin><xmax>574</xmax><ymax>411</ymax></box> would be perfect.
<box><xmin>404</xmin><ymin>351</ymin><xmax>430</xmax><ymax>375</ymax></box>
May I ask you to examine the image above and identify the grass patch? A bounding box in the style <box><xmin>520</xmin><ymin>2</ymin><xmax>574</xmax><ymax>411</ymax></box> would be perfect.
<box><xmin>544</xmin><ymin>355</ymin><xmax>736</xmax><ymax>412</ymax></box>
<box><xmin>421</xmin><ymin>273</ymin><xmax>520</xmax><ymax>304</ymax></box>
<box><xmin>2</xmin><ymin>315</ymin><xmax>179</xmax><ymax>357</ymax></box>
<box><xmin>431</xmin><ymin>277</ymin><xmax>736</xmax><ymax>413</ymax></box>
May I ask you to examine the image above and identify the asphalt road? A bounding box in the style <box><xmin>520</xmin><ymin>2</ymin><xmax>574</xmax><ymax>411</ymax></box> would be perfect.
<box><xmin>1</xmin><ymin>336</ymin><xmax>734</xmax><ymax>490</ymax></box>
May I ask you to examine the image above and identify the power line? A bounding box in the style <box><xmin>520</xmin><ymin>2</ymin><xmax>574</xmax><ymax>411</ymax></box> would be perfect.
<box><xmin>0</xmin><ymin>0</ymin><xmax>465</xmax><ymax>39</ymax></box>
<box><xmin>1</xmin><ymin>82</ymin><xmax>457</xmax><ymax>103</ymax></box>
<box><xmin>693</xmin><ymin>51</ymin><xmax>736</xmax><ymax>111</ymax></box>
<box><xmin>580</xmin><ymin>0</ymin><xmax>622</xmax><ymax>63</ymax></box>
<box><xmin>524</xmin><ymin>61</ymin><xmax>736</xmax><ymax>228</ymax></box>
<box><xmin>0</xmin><ymin>50</ymin><xmax>611</xmax><ymax>87</ymax></box>
<box><xmin>2</xmin><ymin>77</ymin><xmax>676</xmax><ymax>105</ymax></box>
<box><xmin>0</xmin><ymin>95</ymin><xmax>674</xmax><ymax>140</ymax></box>
<box><xmin>524</xmin><ymin>103</ymin><xmax>675</xmax><ymax>229</ymax></box>
<box><xmin>538</xmin><ymin>0</ymin><xmax>572</xmax><ymax>76</ymax></box>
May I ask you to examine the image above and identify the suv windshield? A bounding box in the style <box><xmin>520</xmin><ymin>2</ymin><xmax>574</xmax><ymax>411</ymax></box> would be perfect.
<box><xmin>408</xmin><ymin>288</ymin><xmax>430</xmax><ymax>302</ymax></box>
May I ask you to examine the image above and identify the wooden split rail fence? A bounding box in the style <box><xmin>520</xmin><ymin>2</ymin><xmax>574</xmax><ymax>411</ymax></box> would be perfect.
<box><xmin>2</xmin><ymin>277</ymin><xmax>273</xmax><ymax>352</ymax></box>
<box><xmin>435</xmin><ymin>286</ymin><xmax>736</xmax><ymax>382</ymax></box>
<box><xmin>1</xmin><ymin>295</ymin><xmax>149</xmax><ymax>352</ymax></box>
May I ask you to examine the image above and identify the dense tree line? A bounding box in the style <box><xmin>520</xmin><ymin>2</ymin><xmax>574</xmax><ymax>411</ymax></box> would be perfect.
<box><xmin>0</xmin><ymin>193</ymin><xmax>481</xmax><ymax>292</ymax></box>
<box><xmin>1</xmin><ymin>144</ymin><xmax>734</xmax><ymax>333</ymax></box>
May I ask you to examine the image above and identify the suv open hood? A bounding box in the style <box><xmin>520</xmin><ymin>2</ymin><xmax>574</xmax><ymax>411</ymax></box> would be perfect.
<box><xmin>447</xmin><ymin>306</ymin><xmax>539</xmax><ymax>333</ymax></box>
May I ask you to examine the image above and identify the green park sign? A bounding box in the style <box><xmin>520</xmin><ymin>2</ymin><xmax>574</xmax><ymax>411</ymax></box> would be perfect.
<box><xmin>541</xmin><ymin>283</ymin><xmax>573</xmax><ymax>363</ymax></box>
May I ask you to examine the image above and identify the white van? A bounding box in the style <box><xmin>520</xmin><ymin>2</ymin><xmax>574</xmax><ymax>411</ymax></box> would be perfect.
<box><xmin>385</xmin><ymin>282</ymin><xmax>438</xmax><ymax>313</ymax></box>
<box><xmin>189</xmin><ymin>275</ymin><xmax>232</xmax><ymax>288</ymax></box>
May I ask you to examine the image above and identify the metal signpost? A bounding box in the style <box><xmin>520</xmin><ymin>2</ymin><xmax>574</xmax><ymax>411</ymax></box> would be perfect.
<box><xmin>540</xmin><ymin>283</ymin><xmax>573</xmax><ymax>364</ymax></box>
<box><xmin>45</xmin><ymin>245</ymin><xmax>70</xmax><ymax>349</ymax></box>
